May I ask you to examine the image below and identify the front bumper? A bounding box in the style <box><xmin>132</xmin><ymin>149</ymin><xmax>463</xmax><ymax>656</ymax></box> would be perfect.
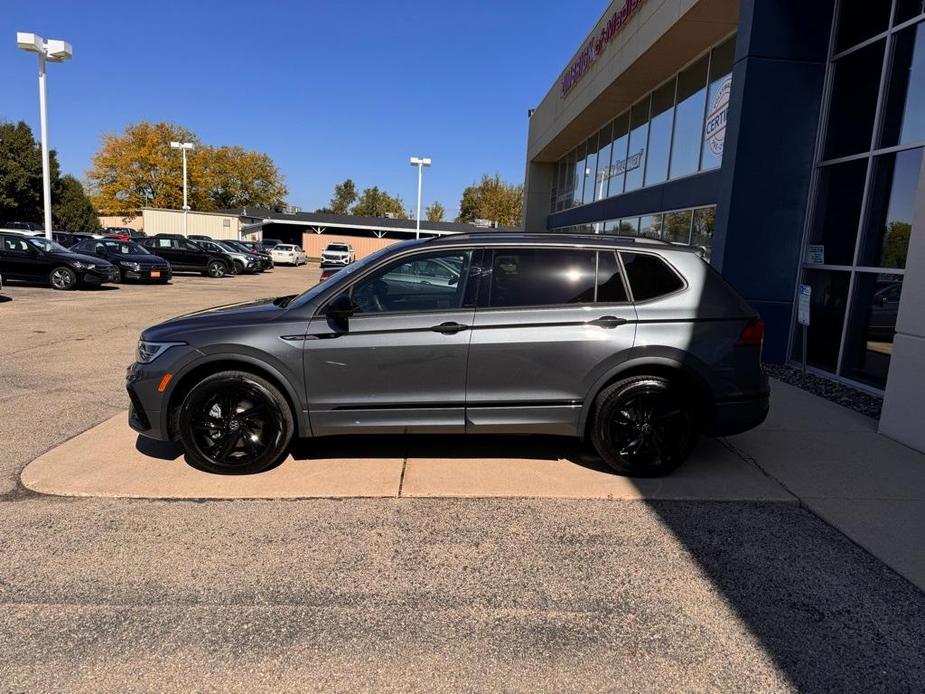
<box><xmin>80</xmin><ymin>266</ymin><xmax>120</xmax><ymax>285</ymax></box>
<box><xmin>123</xmin><ymin>266</ymin><xmax>172</xmax><ymax>281</ymax></box>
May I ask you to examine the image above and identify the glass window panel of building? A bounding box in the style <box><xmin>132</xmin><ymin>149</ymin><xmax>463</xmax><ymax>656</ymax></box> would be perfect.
<box><xmin>582</xmin><ymin>134</ymin><xmax>599</xmax><ymax>205</ymax></box>
<box><xmin>880</xmin><ymin>21</ymin><xmax>925</xmax><ymax>148</ymax></box>
<box><xmin>624</xmin><ymin>97</ymin><xmax>651</xmax><ymax>192</ymax></box>
<box><xmin>860</xmin><ymin>147</ymin><xmax>923</xmax><ymax>268</ymax></box>
<box><xmin>896</xmin><ymin>0</ymin><xmax>925</xmax><ymax>24</ymax></box>
<box><xmin>670</xmin><ymin>55</ymin><xmax>709</xmax><ymax>179</ymax></box>
<box><xmin>834</xmin><ymin>0</ymin><xmax>891</xmax><ymax>53</ymax></box>
<box><xmin>644</xmin><ymin>78</ymin><xmax>676</xmax><ymax>186</ymax></box>
<box><xmin>572</xmin><ymin>143</ymin><xmax>586</xmax><ymax>208</ymax></box>
<box><xmin>797</xmin><ymin>7</ymin><xmax>925</xmax><ymax>390</ymax></box>
<box><xmin>594</xmin><ymin>123</ymin><xmax>613</xmax><ymax>202</ymax></box>
<box><xmin>823</xmin><ymin>39</ymin><xmax>885</xmax><ymax>160</ymax></box>
<box><xmin>607</xmin><ymin>112</ymin><xmax>630</xmax><ymax>197</ymax></box>
<box><xmin>700</xmin><ymin>36</ymin><xmax>735</xmax><ymax>171</ymax></box>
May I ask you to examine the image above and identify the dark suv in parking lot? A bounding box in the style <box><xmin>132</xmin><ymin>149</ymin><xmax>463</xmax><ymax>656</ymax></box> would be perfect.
<box><xmin>139</xmin><ymin>236</ymin><xmax>235</xmax><ymax>277</ymax></box>
<box><xmin>127</xmin><ymin>233</ymin><xmax>769</xmax><ymax>476</ymax></box>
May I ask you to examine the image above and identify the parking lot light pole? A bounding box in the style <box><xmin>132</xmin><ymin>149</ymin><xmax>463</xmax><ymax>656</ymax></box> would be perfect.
<box><xmin>409</xmin><ymin>156</ymin><xmax>431</xmax><ymax>239</ymax></box>
<box><xmin>170</xmin><ymin>141</ymin><xmax>195</xmax><ymax>236</ymax></box>
<box><xmin>16</xmin><ymin>33</ymin><xmax>72</xmax><ymax>242</ymax></box>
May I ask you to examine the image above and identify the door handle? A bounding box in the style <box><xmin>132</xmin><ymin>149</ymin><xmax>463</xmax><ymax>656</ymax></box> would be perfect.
<box><xmin>589</xmin><ymin>315</ymin><xmax>628</xmax><ymax>329</ymax></box>
<box><xmin>430</xmin><ymin>322</ymin><xmax>469</xmax><ymax>334</ymax></box>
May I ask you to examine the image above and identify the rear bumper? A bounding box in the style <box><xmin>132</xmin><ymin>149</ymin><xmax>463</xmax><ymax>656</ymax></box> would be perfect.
<box><xmin>706</xmin><ymin>392</ymin><xmax>770</xmax><ymax>436</ymax></box>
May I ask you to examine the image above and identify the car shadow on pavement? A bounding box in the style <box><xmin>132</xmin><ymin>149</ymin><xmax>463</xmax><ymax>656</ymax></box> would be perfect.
<box><xmin>289</xmin><ymin>434</ymin><xmax>611</xmax><ymax>472</ymax></box>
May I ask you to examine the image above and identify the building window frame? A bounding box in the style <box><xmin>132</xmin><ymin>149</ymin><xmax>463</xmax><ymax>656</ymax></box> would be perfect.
<box><xmin>792</xmin><ymin>0</ymin><xmax>925</xmax><ymax>394</ymax></box>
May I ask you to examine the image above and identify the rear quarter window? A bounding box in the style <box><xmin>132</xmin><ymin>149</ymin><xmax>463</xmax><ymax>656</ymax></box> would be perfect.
<box><xmin>620</xmin><ymin>252</ymin><xmax>685</xmax><ymax>301</ymax></box>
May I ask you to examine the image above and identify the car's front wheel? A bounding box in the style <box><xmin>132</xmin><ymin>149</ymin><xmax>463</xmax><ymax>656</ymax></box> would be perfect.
<box><xmin>205</xmin><ymin>260</ymin><xmax>226</xmax><ymax>278</ymax></box>
<box><xmin>49</xmin><ymin>266</ymin><xmax>77</xmax><ymax>290</ymax></box>
<box><xmin>177</xmin><ymin>371</ymin><xmax>294</xmax><ymax>474</ymax></box>
<box><xmin>590</xmin><ymin>375</ymin><xmax>696</xmax><ymax>477</ymax></box>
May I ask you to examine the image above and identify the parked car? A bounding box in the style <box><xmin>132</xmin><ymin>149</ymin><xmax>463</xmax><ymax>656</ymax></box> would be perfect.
<box><xmin>188</xmin><ymin>235</ymin><xmax>212</xmax><ymax>241</ymax></box>
<box><xmin>139</xmin><ymin>237</ymin><xmax>235</xmax><ymax>277</ymax></box>
<box><xmin>0</xmin><ymin>233</ymin><xmax>119</xmax><ymax>289</ymax></box>
<box><xmin>194</xmin><ymin>240</ymin><xmax>259</xmax><ymax>274</ymax></box>
<box><xmin>224</xmin><ymin>240</ymin><xmax>274</xmax><ymax>270</ymax></box>
<box><xmin>104</xmin><ymin>227</ymin><xmax>146</xmax><ymax>239</ymax></box>
<box><xmin>320</xmin><ymin>242</ymin><xmax>355</xmax><ymax>266</ymax></box>
<box><xmin>269</xmin><ymin>244</ymin><xmax>307</xmax><ymax>266</ymax></box>
<box><xmin>260</xmin><ymin>238</ymin><xmax>284</xmax><ymax>249</ymax></box>
<box><xmin>52</xmin><ymin>231</ymin><xmax>95</xmax><ymax>248</ymax></box>
<box><xmin>319</xmin><ymin>266</ymin><xmax>342</xmax><ymax>282</ymax></box>
<box><xmin>71</xmin><ymin>238</ymin><xmax>171</xmax><ymax>283</ymax></box>
<box><xmin>127</xmin><ymin>233</ymin><xmax>769</xmax><ymax>476</ymax></box>
<box><xmin>2</xmin><ymin>221</ymin><xmax>43</xmax><ymax>232</ymax></box>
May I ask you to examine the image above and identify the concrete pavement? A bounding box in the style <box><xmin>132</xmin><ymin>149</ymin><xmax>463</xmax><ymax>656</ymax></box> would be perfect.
<box><xmin>21</xmin><ymin>412</ymin><xmax>793</xmax><ymax>501</ymax></box>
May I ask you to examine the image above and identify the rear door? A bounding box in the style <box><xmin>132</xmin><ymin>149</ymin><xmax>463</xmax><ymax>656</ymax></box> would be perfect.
<box><xmin>303</xmin><ymin>248</ymin><xmax>478</xmax><ymax>435</ymax></box>
<box><xmin>0</xmin><ymin>235</ymin><xmax>45</xmax><ymax>280</ymax></box>
<box><xmin>465</xmin><ymin>247</ymin><xmax>637</xmax><ymax>435</ymax></box>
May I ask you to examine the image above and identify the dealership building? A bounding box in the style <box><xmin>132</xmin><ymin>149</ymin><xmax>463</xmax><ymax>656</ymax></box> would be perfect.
<box><xmin>523</xmin><ymin>0</ymin><xmax>925</xmax><ymax>452</ymax></box>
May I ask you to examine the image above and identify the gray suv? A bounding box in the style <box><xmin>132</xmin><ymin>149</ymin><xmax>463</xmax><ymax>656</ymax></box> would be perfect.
<box><xmin>127</xmin><ymin>234</ymin><xmax>769</xmax><ymax>476</ymax></box>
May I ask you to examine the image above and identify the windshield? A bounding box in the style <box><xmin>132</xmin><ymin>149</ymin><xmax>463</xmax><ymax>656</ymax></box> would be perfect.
<box><xmin>214</xmin><ymin>241</ymin><xmax>239</xmax><ymax>253</ymax></box>
<box><xmin>288</xmin><ymin>240</ymin><xmax>422</xmax><ymax>309</ymax></box>
<box><xmin>27</xmin><ymin>237</ymin><xmax>70</xmax><ymax>253</ymax></box>
<box><xmin>103</xmin><ymin>240</ymin><xmax>148</xmax><ymax>254</ymax></box>
<box><xmin>326</xmin><ymin>244</ymin><xmax>349</xmax><ymax>252</ymax></box>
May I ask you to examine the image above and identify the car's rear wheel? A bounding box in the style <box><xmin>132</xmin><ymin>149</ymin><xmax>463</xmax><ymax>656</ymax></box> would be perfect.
<box><xmin>177</xmin><ymin>371</ymin><xmax>294</xmax><ymax>474</ymax></box>
<box><xmin>590</xmin><ymin>375</ymin><xmax>696</xmax><ymax>477</ymax></box>
<box><xmin>49</xmin><ymin>266</ymin><xmax>77</xmax><ymax>290</ymax></box>
<box><xmin>205</xmin><ymin>260</ymin><xmax>226</xmax><ymax>278</ymax></box>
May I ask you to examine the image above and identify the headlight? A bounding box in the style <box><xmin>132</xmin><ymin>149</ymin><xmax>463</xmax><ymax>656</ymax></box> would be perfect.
<box><xmin>120</xmin><ymin>261</ymin><xmax>142</xmax><ymax>272</ymax></box>
<box><xmin>136</xmin><ymin>340</ymin><xmax>186</xmax><ymax>364</ymax></box>
<box><xmin>72</xmin><ymin>261</ymin><xmax>95</xmax><ymax>270</ymax></box>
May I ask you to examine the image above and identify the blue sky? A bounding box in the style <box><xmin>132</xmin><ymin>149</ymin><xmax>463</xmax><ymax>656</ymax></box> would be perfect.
<box><xmin>1</xmin><ymin>1</ymin><xmax>602</xmax><ymax>215</ymax></box>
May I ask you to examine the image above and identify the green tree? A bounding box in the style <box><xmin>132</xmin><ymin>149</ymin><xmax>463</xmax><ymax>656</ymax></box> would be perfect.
<box><xmin>351</xmin><ymin>186</ymin><xmax>408</xmax><ymax>218</ymax></box>
<box><xmin>0</xmin><ymin>121</ymin><xmax>61</xmax><ymax>226</ymax></box>
<box><xmin>881</xmin><ymin>222</ymin><xmax>911</xmax><ymax>269</ymax></box>
<box><xmin>201</xmin><ymin>145</ymin><xmax>287</xmax><ymax>210</ymax></box>
<box><xmin>455</xmin><ymin>174</ymin><xmax>523</xmax><ymax>227</ymax></box>
<box><xmin>425</xmin><ymin>201</ymin><xmax>446</xmax><ymax>222</ymax></box>
<box><xmin>53</xmin><ymin>175</ymin><xmax>101</xmax><ymax>231</ymax></box>
<box><xmin>329</xmin><ymin>179</ymin><xmax>358</xmax><ymax>215</ymax></box>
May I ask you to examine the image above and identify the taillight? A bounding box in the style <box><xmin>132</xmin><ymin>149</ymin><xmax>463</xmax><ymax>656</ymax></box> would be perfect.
<box><xmin>736</xmin><ymin>318</ymin><xmax>764</xmax><ymax>346</ymax></box>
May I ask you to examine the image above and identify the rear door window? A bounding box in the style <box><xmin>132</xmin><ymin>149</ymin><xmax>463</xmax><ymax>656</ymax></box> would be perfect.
<box><xmin>487</xmin><ymin>249</ymin><xmax>597</xmax><ymax>308</ymax></box>
<box><xmin>620</xmin><ymin>252</ymin><xmax>685</xmax><ymax>301</ymax></box>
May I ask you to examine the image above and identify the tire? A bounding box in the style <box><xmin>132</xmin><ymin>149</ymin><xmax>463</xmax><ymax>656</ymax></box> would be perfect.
<box><xmin>177</xmin><ymin>370</ymin><xmax>294</xmax><ymax>475</ymax></box>
<box><xmin>233</xmin><ymin>260</ymin><xmax>244</xmax><ymax>275</ymax></box>
<box><xmin>589</xmin><ymin>375</ymin><xmax>696</xmax><ymax>477</ymax></box>
<box><xmin>49</xmin><ymin>266</ymin><xmax>77</xmax><ymax>290</ymax></box>
<box><xmin>206</xmin><ymin>260</ymin><xmax>226</xmax><ymax>278</ymax></box>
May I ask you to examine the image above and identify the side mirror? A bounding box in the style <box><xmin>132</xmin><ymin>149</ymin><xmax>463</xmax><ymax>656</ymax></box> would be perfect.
<box><xmin>327</xmin><ymin>293</ymin><xmax>355</xmax><ymax>332</ymax></box>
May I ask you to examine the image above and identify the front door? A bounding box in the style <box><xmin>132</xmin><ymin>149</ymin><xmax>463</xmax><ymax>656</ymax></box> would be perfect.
<box><xmin>466</xmin><ymin>247</ymin><xmax>637</xmax><ymax>435</ymax></box>
<box><xmin>304</xmin><ymin>248</ymin><xmax>476</xmax><ymax>435</ymax></box>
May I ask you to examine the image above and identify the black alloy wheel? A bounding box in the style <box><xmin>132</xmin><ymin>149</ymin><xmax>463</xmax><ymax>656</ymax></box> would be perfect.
<box><xmin>591</xmin><ymin>375</ymin><xmax>696</xmax><ymax>477</ymax></box>
<box><xmin>206</xmin><ymin>260</ymin><xmax>226</xmax><ymax>278</ymax></box>
<box><xmin>178</xmin><ymin>371</ymin><xmax>294</xmax><ymax>474</ymax></box>
<box><xmin>49</xmin><ymin>266</ymin><xmax>77</xmax><ymax>290</ymax></box>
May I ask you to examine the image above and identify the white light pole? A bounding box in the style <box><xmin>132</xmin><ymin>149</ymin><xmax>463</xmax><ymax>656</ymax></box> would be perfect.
<box><xmin>16</xmin><ymin>33</ymin><xmax>72</xmax><ymax>242</ymax></box>
<box><xmin>170</xmin><ymin>141</ymin><xmax>195</xmax><ymax>236</ymax></box>
<box><xmin>409</xmin><ymin>156</ymin><xmax>431</xmax><ymax>239</ymax></box>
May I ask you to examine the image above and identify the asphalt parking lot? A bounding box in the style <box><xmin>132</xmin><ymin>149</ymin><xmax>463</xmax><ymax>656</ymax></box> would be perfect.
<box><xmin>2</xmin><ymin>266</ymin><xmax>925</xmax><ymax>691</ymax></box>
